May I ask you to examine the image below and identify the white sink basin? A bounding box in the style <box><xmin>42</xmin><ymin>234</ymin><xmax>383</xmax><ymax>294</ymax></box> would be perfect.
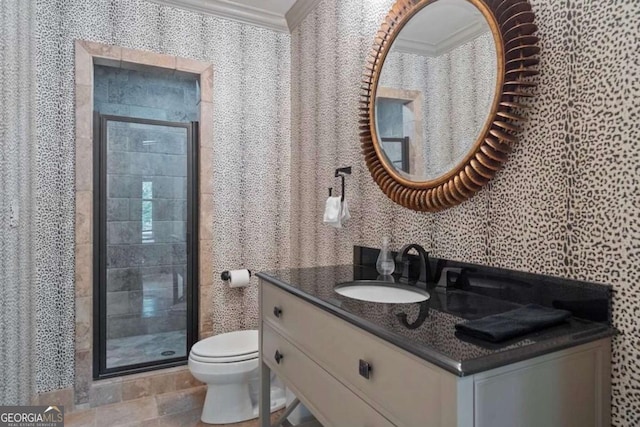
<box><xmin>334</xmin><ymin>280</ymin><xmax>430</xmax><ymax>304</ymax></box>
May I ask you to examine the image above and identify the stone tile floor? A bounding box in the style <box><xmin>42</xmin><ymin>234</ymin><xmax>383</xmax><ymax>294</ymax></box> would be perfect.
<box><xmin>168</xmin><ymin>407</ymin><xmax>287</xmax><ymax>427</ymax></box>
<box><xmin>66</xmin><ymin>403</ymin><xmax>287</xmax><ymax>427</ymax></box>
<box><xmin>107</xmin><ymin>330</ymin><xmax>187</xmax><ymax>368</ymax></box>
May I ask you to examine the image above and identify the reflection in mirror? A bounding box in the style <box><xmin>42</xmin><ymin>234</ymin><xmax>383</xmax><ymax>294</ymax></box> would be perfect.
<box><xmin>375</xmin><ymin>0</ymin><xmax>497</xmax><ymax>182</ymax></box>
<box><xmin>396</xmin><ymin>301</ymin><xmax>430</xmax><ymax>330</ymax></box>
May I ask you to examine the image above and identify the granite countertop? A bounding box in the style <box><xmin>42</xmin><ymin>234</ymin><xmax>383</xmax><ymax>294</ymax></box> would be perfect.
<box><xmin>256</xmin><ymin>264</ymin><xmax>616</xmax><ymax>376</ymax></box>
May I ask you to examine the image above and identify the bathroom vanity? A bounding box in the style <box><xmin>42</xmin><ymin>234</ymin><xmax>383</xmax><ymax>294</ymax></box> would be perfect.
<box><xmin>257</xmin><ymin>259</ymin><xmax>614</xmax><ymax>427</ymax></box>
<box><xmin>256</xmin><ymin>0</ymin><xmax>614</xmax><ymax>423</ymax></box>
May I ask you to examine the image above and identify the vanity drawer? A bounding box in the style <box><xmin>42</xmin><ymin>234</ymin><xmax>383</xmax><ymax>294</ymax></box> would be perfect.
<box><xmin>261</xmin><ymin>281</ymin><xmax>457</xmax><ymax>427</ymax></box>
<box><xmin>262</xmin><ymin>323</ymin><xmax>394</xmax><ymax>427</ymax></box>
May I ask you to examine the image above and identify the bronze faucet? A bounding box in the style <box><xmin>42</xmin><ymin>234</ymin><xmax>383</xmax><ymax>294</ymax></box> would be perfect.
<box><xmin>395</xmin><ymin>244</ymin><xmax>431</xmax><ymax>287</ymax></box>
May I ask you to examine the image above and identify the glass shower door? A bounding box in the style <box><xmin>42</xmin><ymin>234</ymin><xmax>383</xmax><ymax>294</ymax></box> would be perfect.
<box><xmin>95</xmin><ymin>115</ymin><xmax>198</xmax><ymax>377</ymax></box>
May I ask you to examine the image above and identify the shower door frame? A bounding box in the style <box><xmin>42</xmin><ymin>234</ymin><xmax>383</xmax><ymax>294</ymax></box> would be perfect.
<box><xmin>92</xmin><ymin>113</ymin><xmax>200</xmax><ymax>379</ymax></box>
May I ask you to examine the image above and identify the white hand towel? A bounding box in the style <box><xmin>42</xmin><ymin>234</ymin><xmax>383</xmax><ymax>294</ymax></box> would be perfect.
<box><xmin>341</xmin><ymin>199</ymin><xmax>351</xmax><ymax>224</ymax></box>
<box><xmin>323</xmin><ymin>196</ymin><xmax>342</xmax><ymax>228</ymax></box>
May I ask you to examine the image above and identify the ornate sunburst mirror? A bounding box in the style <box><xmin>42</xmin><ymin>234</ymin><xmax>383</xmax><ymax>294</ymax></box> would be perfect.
<box><xmin>361</xmin><ymin>0</ymin><xmax>539</xmax><ymax>211</ymax></box>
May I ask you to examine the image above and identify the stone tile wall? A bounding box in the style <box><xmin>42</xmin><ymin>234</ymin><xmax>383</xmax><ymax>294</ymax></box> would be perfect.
<box><xmin>94</xmin><ymin>66</ymin><xmax>198</xmax><ymax>340</ymax></box>
<box><xmin>72</xmin><ymin>40</ymin><xmax>216</xmax><ymax>409</ymax></box>
<box><xmin>94</xmin><ymin>64</ymin><xmax>199</xmax><ymax>122</ymax></box>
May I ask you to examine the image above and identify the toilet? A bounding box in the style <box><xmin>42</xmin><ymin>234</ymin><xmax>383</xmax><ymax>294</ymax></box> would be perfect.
<box><xmin>188</xmin><ymin>329</ymin><xmax>286</xmax><ymax>425</ymax></box>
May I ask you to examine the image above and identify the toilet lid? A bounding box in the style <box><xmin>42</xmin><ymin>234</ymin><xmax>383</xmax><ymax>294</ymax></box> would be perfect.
<box><xmin>190</xmin><ymin>330</ymin><xmax>258</xmax><ymax>360</ymax></box>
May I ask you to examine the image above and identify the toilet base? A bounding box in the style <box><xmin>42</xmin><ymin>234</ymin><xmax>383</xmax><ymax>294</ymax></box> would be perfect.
<box><xmin>202</xmin><ymin>382</ymin><xmax>251</xmax><ymax>424</ymax></box>
<box><xmin>201</xmin><ymin>383</ymin><xmax>286</xmax><ymax>425</ymax></box>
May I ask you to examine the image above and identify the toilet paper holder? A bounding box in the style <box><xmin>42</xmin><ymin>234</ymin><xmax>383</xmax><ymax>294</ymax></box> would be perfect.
<box><xmin>221</xmin><ymin>270</ymin><xmax>252</xmax><ymax>281</ymax></box>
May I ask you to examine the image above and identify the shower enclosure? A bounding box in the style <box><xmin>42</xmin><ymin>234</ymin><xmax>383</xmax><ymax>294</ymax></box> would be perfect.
<box><xmin>93</xmin><ymin>114</ymin><xmax>198</xmax><ymax>378</ymax></box>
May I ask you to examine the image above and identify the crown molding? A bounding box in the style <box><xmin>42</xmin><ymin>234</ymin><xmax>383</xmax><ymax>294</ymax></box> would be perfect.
<box><xmin>285</xmin><ymin>0</ymin><xmax>322</xmax><ymax>31</ymax></box>
<box><xmin>393</xmin><ymin>38</ymin><xmax>439</xmax><ymax>57</ymax></box>
<box><xmin>394</xmin><ymin>19</ymin><xmax>488</xmax><ymax>57</ymax></box>
<box><xmin>145</xmin><ymin>0</ymin><xmax>290</xmax><ymax>32</ymax></box>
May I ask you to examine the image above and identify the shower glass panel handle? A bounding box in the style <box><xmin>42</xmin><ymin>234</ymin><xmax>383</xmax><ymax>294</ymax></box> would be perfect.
<box><xmin>94</xmin><ymin>114</ymin><xmax>198</xmax><ymax>378</ymax></box>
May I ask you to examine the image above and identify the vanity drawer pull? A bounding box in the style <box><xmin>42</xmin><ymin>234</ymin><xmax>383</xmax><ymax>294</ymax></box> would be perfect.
<box><xmin>273</xmin><ymin>306</ymin><xmax>283</xmax><ymax>318</ymax></box>
<box><xmin>359</xmin><ymin>359</ymin><xmax>372</xmax><ymax>379</ymax></box>
<box><xmin>274</xmin><ymin>350</ymin><xmax>284</xmax><ymax>364</ymax></box>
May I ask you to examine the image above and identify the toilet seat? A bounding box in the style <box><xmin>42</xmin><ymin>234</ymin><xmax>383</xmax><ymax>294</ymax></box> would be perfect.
<box><xmin>190</xmin><ymin>330</ymin><xmax>259</xmax><ymax>364</ymax></box>
<box><xmin>189</xmin><ymin>351</ymin><xmax>258</xmax><ymax>364</ymax></box>
<box><xmin>188</xmin><ymin>329</ymin><xmax>285</xmax><ymax>424</ymax></box>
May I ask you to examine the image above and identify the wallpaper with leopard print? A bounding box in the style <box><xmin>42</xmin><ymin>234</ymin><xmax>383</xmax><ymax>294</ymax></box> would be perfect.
<box><xmin>290</xmin><ymin>0</ymin><xmax>639</xmax><ymax>425</ymax></box>
<box><xmin>379</xmin><ymin>32</ymin><xmax>496</xmax><ymax>179</ymax></box>
<box><xmin>24</xmin><ymin>0</ymin><xmax>290</xmax><ymax>396</ymax></box>
<box><xmin>0</xmin><ymin>0</ymin><xmax>38</xmax><ymax>405</ymax></box>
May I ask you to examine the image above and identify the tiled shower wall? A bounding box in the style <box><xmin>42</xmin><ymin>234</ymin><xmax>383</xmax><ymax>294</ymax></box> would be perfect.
<box><xmin>290</xmin><ymin>0</ymin><xmax>639</xmax><ymax>425</ymax></box>
<box><xmin>32</xmin><ymin>0</ymin><xmax>290</xmax><ymax>394</ymax></box>
<box><xmin>94</xmin><ymin>64</ymin><xmax>199</xmax><ymax>121</ymax></box>
<box><xmin>103</xmin><ymin>122</ymin><xmax>190</xmax><ymax>340</ymax></box>
<box><xmin>95</xmin><ymin>66</ymin><xmax>198</xmax><ymax>340</ymax></box>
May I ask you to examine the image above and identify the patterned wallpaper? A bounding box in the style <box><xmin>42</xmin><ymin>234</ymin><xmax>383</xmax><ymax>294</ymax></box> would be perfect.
<box><xmin>290</xmin><ymin>0</ymin><xmax>640</xmax><ymax>425</ymax></box>
<box><xmin>0</xmin><ymin>0</ymin><xmax>37</xmax><ymax>405</ymax></box>
<box><xmin>379</xmin><ymin>33</ymin><xmax>496</xmax><ymax>179</ymax></box>
<box><xmin>1</xmin><ymin>0</ymin><xmax>637</xmax><ymax>419</ymax></box>
<box><xmin>30</xmin><ymin>0</ymin><xmax>290</xmax><ymax>394</ymax></box>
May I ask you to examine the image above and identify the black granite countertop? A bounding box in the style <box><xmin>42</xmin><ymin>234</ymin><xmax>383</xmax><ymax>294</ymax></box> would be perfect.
<box><xmin>256</xmin><ymin>263</ymin><xmax>616</xmax><ymax>376</ymax></box>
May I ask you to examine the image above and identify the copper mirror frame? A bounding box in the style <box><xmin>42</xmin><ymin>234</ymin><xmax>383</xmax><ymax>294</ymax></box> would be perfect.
<box><xmin>361</xmin><ymin>0</ymin><xmax>539</xmax><ymax>211</ymax></box>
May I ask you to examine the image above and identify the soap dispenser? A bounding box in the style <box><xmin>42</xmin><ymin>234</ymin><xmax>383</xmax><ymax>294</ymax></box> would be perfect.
<box><xmin>376</xmin><ymin>236</ymin><xmax>395</xmax><ymax>276</ymax></box>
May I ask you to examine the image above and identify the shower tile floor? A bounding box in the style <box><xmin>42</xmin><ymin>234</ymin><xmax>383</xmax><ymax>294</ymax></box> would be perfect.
<box><xmin>106</xmin><ymin>330</ymin><xmax>187</xmax><ymax>368</ymax></box>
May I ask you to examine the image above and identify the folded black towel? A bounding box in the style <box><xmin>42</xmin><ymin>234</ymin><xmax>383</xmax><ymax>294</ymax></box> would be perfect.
<box><xmin>455</xmin><ymin>304</ymin><xmax>571</xmax><ymax>343</ymax></box>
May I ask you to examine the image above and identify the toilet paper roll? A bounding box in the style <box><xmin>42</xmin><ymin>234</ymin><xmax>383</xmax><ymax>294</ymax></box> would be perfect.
<box><xmin>227</xmin><ymin>269</ymin><xmax>252</xmax><ymax>288</ymax></box>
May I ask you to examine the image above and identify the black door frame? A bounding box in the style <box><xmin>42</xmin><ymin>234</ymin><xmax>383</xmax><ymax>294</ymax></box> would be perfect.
<box><xmin>93</xmin><ymin>114</ymin><xmax>199</xmax><ymax>379</ymax></box>
<box><xmin>381</xmin><ymin>136</ymin><xmax>411</xmax><ymax>174</ymax></box>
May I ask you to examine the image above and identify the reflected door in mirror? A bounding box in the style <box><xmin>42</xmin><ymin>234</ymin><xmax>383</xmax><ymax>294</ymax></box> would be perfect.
<box><xmin>375</xmin><ymin>0</ymin><xmax>497</xmax><ymax>182</ymax></box>
<box><xmin>361</xmin><ymin>0</ymin><xmax>539</xmax><ymax>211</ymax></box>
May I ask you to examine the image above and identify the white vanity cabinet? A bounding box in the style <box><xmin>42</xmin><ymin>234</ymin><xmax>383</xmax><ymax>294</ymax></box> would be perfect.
<box><xmin>258</xmin><ymin>280</ymin><xmax>612</xmax><ymax>427</ymax></box>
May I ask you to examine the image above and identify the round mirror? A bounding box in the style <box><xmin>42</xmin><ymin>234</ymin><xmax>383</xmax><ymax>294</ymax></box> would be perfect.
<box><xmin>375</xmin><ymin>0</ymin><xmax>497</xmax><ymax>182</ymax></box>
<box><xmin>361</xmin><ymin>0</ymin><xmax>539</xmax><ymax>211</ymax></box>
